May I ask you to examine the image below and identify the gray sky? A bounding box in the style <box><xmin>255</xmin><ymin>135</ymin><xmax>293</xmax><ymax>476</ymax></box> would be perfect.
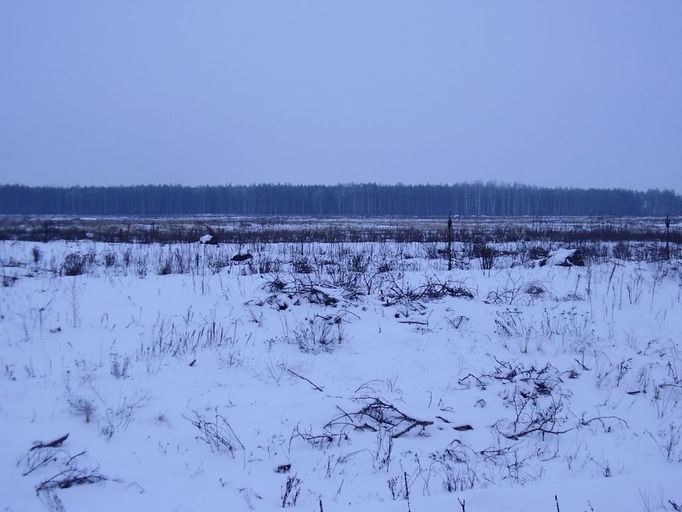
<box><xmin>1</xmin><ymin>1</ymin><xmax>681</xmax><ymax>191</ymax></box>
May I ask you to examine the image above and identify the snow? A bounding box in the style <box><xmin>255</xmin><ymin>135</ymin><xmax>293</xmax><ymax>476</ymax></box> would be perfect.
<box><xmin>545</xmin><ymin>248</ymin><xmax>578</xmax><ymax>266</ymax></box>
<box><xmin>1</xmin><ymin>240</ymin><xmax>681</xmax><ymax>511</ymax></box>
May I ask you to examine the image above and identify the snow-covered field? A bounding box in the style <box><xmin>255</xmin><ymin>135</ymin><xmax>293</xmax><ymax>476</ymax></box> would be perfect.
<box><xmin>2</xmin><ymin>240</ymin><xmax>682</xmax><ymax>511</ymax></box>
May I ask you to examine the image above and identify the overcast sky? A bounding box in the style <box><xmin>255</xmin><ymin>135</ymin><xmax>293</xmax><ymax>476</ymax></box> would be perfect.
<box><xmin>1</xmin><ymin>1</ymin><xmax>681</xmax><ymax>191</ymax></box>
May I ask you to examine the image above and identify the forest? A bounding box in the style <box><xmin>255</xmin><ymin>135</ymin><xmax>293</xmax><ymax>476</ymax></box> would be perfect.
<box><xmin>1</xmin><ymin>183</ymin><xmax>680</xmax><ymax>216</ymax></box>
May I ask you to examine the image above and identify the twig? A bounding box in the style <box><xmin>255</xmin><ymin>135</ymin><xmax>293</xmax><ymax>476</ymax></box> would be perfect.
<box><xmin>505</xmin><ymin>424</ymin><xmax>574</xmax><ymax>440</ymax></box>
<box><xmin>404</xmin><ymin>471</ymin><xmax>411</xmax><ymax>512</ymax></box>
<box><xmin>581</xmin><ymin>415</ymin><xmax>629</xmax><ymax>430</ymax></box>
<box><xmin>30</xmin><ymin>434</ymin><xmax>69</xmax><ymax>451</ymax></box>
<box><xmin>287</xmin><ymin>369</ymin><xmax>324</xmax><ymax>392</ymax></box>
<box><xmin>574</xmin><ymin>358</ymin><xmax>591</xmax><ymax>371</ymax></box>
<box><xmin>65</xmin><ymin>450</ymin><xmax>87</xmax><ymax>465</ymax></box>
<box><xmin>22</xmin><ymin>454</ymin><xmax>56</xmax><ymax>477</ymax></box>
<box><xmin>329</xmin><ymin>397</ymin><xmax>433</xmax><ymax>438</ymax></box>
<box><xmin>36</xmin><ymin>468</ymin><xmax>107</xmax><ymax>493</ymax></box>
<box><xmin>392</xmin><ymin>420</ymin><xmax>432</xmax><ymax>439</ymax></box>
<box><xmin>458</xmin><ymin>373</ymin><xmax>486</xmax><ymax>388</ymax></box>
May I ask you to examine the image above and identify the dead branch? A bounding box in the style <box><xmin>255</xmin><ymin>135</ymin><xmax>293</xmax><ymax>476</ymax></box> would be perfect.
<box><xmin>30</xmin><ymin>434</ymin><xmax>69</xmax><ymax>451</ymax></box>
<box><xmin>287</xmin><ymin>369</ymin><xmax>324</xmax><ymax>392</ymax></box>
<box><xmin>326</xmin><ymin>397</ymin><xmax>433</xmax><ymax>439</ymax></box>
<box><xmin>36</xmin><ymin>467</ymin><xmax>107</xmax><ymax>493</ymax></box>
<box><xmin>458</xmin><ymin>373</ymin><xmax>487</xmax><ymax>389</ymax></box>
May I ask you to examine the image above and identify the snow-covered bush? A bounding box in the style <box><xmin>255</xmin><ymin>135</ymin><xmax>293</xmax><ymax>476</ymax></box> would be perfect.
<box><xmin>61</xmin><ymin>252</ymin><xmax>88</xmax><ymax>276</ymax></box>
<box><xmin>289</xmin><ymin>317</ymin><xmax>344</xmax><ymax>353</ymax></box>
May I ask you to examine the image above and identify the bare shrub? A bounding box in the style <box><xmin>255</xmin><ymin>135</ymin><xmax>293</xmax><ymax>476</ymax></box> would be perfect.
<box><xmin>110</xmin><ymin>353</ymin><xmax>130</xmax><ymax>379</ymax></box>
<box><xmin>382</xmin><ymin>276</ymin><xmax>474</xmax><ymax>308</ymax></box>
<box><xmin>494</xmin><ymin>309</ymin><xmax>532</xmax><ymax>338</ymax></box>
<box><xmin>103</xmin><ymin>252</ymin><xmax>116</xmax><ymax>268</ymax></box>
<box><xmin>612</xmin><ymin>241</ymin><xmax>632</xmax><ymax>261</ymax></box>
<box><xmin>158</xmin><ymin>258</ymin><xmax>172</xmax><ymax>275</ymax></box>
<box><xmin>322</xmin><ymin>264</ymin><xmax>361</xmax><ymax>296</ymax></box>
<box><xmin>430</xmin><ymin>442</ymin><xmax>479</xmax><ymax>492</ymax></box>
<box><xmin>540</xmin><ymin>308</ymin><xmax>592</xmax><ymax>345</ymax></box>
<box><xmin>486</xmin><ymin>286</ymin><xmax>522</xmax><ymax>305</ymax></box>
<box><xmin>37</xmin><ymin>488</ymin><xmax>65</xmax><ymax>512</ymax></box>
<box><xmin>122</xmin><ymin>248</ymin><xmax>132</xmax><ymax>267</ymax></box>
<box><xmin>325</xmin><ymin>397</ymin><xmax>433</xmax><ymax>439</ymax></box>
<box><xmin>290</xmin><ymin>425</ymin><xmax>349</xmax><ymax>450</ymax></box>
<box><xmin>290</xmin><ymin>317</ymin><xmax>344</xmax><ymax>353</ymax></box>
<box><xmin>494</xmin><ymin>390</ymin><xmax>569</xmax><ymax>441</ymax></box>
<box><xmin>263</xmin><ymin>277</ymin><xmax>339</xmax><ymax>307</ymax></box>
<box><xmin>424</xmin><ymin>243</ymin><xmax>440</xmax><ymax>260</ymax></box>
<box><xmin>36</xmin><ymin>467</ymin><xmax>107</xmax><ymax>493</ymax></box>
<box><xmin>348</xmin><ymin>253</ymin><xmax>370</xmax><ymax>273</ymax></box>
<box><xmin>292</xmin><ymin>258</ymin><xmax>313</xmax><ymax>274</ymax></box>
<box><xmin>446</xmin><ymin>314</ymin><xmax>469</xmax><ymax>329</ymax></box>
<box><xmin>487</xmin><ymin>361</ymin><xmax>571</xmax><ymax>440</ymax></box>
<box><xmin>185</xmin><ymin>409</ymin><xmax>244</xmax><ymax>457</ymax></box>
<box><xmin>141</xmin><ymin>319</ymin><xmax>237</xmax><ymax>362</ymax></box>
<box><xmin>526</xmin><ymin>245</ymin><xmax>550</xmax><ymax>262</ymax></box>
<box><xmin>281</xmin><ymin>475</ymin><xmax>302</xmax><ymax>507</ymax></box>
<box><xmin>134</xmin><ymin>253</ymin><xmax>148</xmax><ymax>276</ymax></box>
<box><xmin>67</xmin><ymin>396</ymin><xmax>97</xmax><ymax>423</ymax></box>
<box><xmin>524</xmin><ymin>282</ymin><xmax>546</xmax><ymax>300</ymax></box>
<box><xmin>17</xmin><ymin>434</ymin><xmax>108</xmax><ymax>507</ymax></box>
<box><xmin>2</xmin><ymin>274</ymin><xmax>18</xmax><ymax>287</ymax></box>
<box><xmin>477</xmin><ymin>244</ymin><xmax>496</xmax><ymax>274</ymax></box>
<box><xmin>372</xmin><ymin>429</ymin><xmax>394</xmax><ymax>472</ymax></box>
<box><xmin>18</xmin><ymin>434</ymin><xmax>70</xmax><ymax>477</ymax></box>
<box><xmin>377</xmin><ymin>261</ymin><xmax>392</xmax><ymax>273</ymax></box>
<box><xmin>100</xmin><ymin>393</ymin><xmax>148</xmax><ymax>439</ymax></box>
<box><xmin>32</xmin><ymin>245</ymin><xmax>42</xmax><ymax>264</ymax></box>
<box><xmin>61</xmin><ymin>253</ymin><xmax>88</xmax><ymax>276</ymax></box>
<box><xmin>257</xmin><ymin>256</ymin><xmax>280</xmax><ymax>274</ymax></box>
<box><xmin>649</xmin><ymin>423</ymin><xmax>682</xmax><ymax>463</ymax></box>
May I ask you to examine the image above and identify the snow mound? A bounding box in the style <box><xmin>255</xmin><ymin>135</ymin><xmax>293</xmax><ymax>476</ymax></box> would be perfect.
<box><xmin>540</xmin><ymin>248</ymin><xmax>584</xmax><ymax>267</ymax></box>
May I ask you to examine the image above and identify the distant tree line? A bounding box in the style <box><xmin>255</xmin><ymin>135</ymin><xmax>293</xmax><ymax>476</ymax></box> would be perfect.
<box><xmin>0</xmin><ymin>183</ymin><xmax>680</xmax><ymax>216</ymax></box>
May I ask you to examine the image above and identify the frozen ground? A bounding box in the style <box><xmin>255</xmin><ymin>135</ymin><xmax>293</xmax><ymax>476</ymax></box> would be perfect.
<box><xmin>1</xmin><ymin>240</ymin><xmax>682</xmax><ymax>511</ymax></box>
<box><xmin>2</xmin><ymin>214</ymin><xmax>678</xmax><ymax>247</ymax></box>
